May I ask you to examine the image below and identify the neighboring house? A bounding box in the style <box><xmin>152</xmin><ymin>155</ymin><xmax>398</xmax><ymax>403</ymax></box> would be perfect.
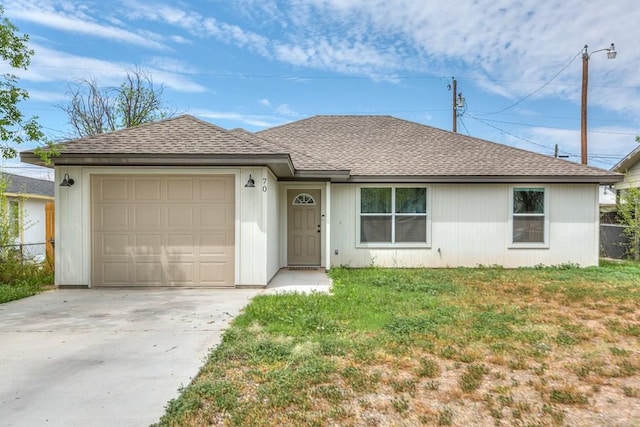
<box><xmin>598</xmin><ymin>144</ymin><xmax>640</xmax><ymax>259</ymax></box>
<box><xmin>1</xmin><ymin>172</ymin><xmax>54</xmax><ymax>259</ymax></box>
<box><xmin>599</xmin><ymin>185</ymin><xmax>617</xmax><ymax>215</ymax></box>
<box><xmin>611</xmin><ymin>144</ymin><xmax>640</xmax><ymax>191</ymax></box>
<box><xmin>21</xmin><ymin>115</ymin><xmax>621</xmax><ymax>288</ymax></box>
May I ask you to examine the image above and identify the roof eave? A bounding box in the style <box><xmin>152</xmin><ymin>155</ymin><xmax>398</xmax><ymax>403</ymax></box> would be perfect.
<box><xmin>612</xmin><ymin>148</ymin><xmax>640</xmax><ymax>173</ymax></box>
<box><xmin>284</xmin><ymin>169</ymin><xmax>351</xmax><ymax>181</ymax></box>
<box><xmin>342</xmin><ymin>174</ymin><xmax>623</xmax><ymax>184</ymax></box>
<box><xmin>20</xmin><ymin>152</ymin><xmax>296</xmax><ymax>177</ymax></box>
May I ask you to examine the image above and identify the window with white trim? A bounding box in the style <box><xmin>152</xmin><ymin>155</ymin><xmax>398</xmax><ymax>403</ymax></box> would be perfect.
<box><xmin>511</xmin><ymin>187</ymin><xmax>546</xmax><ymax>244</ymax></box>
<box><xmin>359</xmin><ymin>187</ymin><xmax>428</xmax><ymax>244</ymax></box>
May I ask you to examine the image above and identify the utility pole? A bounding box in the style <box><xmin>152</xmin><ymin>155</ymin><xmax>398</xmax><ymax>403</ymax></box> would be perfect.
<box><xmin>581</xmin><ymin>47</ymin><xmax>589</xmax><ymax>165</ymax></box>
<box><xmin>580</xmin><ymin>43</ymin><xmax>617</xmax><ymax>165</ymax></box>
<box><xmin>452</xmin><ymin>77</ymin><xmax>457</xmax><ymax>133</ymax></box>
<box><xmin>554</xmin><ymin>144</ymin><xmax>569</xmax><ymax>159</ymax></box>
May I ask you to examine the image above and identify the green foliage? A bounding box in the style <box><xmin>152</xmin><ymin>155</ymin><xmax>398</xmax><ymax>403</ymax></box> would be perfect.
<box><xmin>0</xmin><ymin>175</ymin><xmax>14</xmax><ymax>248</ymax></box>
<box><xmin>549</xmin><ymin>388</ymin><xmax>588</xmax><ymax>405</ymax></box>
<box><xmin>459</xmin><ymin>364</ymin><xmax>487</xmax><ymax>393</ymax></box>
<box><xmin>616</xmin><ymin>183</ymin><xmax>640</xmax><ymax>259</ymax></box>
<box><xmin>416</xmin><ymin>357</ymin><xmax>441</xmax><ymax>378</ymax></box>
<box><xmin>0</xmin><ymin>6</ymin><xmax>45</xmax><ymax>159</ymax></box>
<box><xmin>0</xmin><ymin>176</ymin><xmax>53</xmax><ymax>301</ymax></box>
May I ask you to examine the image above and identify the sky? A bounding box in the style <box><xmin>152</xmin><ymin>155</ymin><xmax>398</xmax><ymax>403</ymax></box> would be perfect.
<box><xmin>2</xmin><ymin>0</ymin><xmax>640</xmax><ymax>179</ymax></box>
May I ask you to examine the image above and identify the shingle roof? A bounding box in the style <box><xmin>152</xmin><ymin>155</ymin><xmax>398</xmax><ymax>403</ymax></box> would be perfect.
<box><xmin>229</xmin><ymin>128</ymin><xmax>341</xmax><ymax>171</ymax></box>
<box><xmin>258</xmin><ymin>115</ymin><xmax>620</xmax><ymax>180</ymax></box>
<box><xmin>21</xmin><ymin>114</ymin><xmax>621</xmax><ymax>183</ymax></box>
<box><xmin>57</xmin><ymin>115</ymin><xmax>278</xmax><ymax>155</ymax></box>
<box><xmin>1</xmin><ymin>172</ymin><xmax>54</xmax><ymax>197</ymax></box>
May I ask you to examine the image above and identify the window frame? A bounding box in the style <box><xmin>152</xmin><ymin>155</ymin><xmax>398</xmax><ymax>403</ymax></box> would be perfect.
<box><xmin>508</xmin><ymin>185</ymin><xmax>549</xmax><ymax>249</ymax></box>
<box><xmin>356</xmin><ymin>184</ymin><xmax>431</xmax><ymax>248</ymax></box>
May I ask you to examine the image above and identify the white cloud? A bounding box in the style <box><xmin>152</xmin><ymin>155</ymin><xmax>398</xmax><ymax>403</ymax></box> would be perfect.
<box><xmin>123</xmin><ymin>1</ymin><xmax>270</xmax><ymax>56</ymax></box>
<box><xmin>231</xmin><ymin>0</ymin><xmax>640</xmax><ymax>116</ymax></box>
<box><xmin>275</xmin><ymin>104</ymin><xmax>298</xmax><ymax>116</ymax></box>
<box><xmin>4</xmin><ymin>0</ymin><xmax>168</xmax><ymax>50</ymax></box>
<box><xmin>191</xmin><ymin>109</ymin><xmax>280</xmax><ymax>128</ymax></box>
<box><xmin>25</xmin><ymin>89</ymin><xmax>69</xmax><ymax>103</ymax></box>
<box><xmin>2</xmin><ymin>44</ymin><xmax>207</xmax><ymax>93</ymax></box>
<box><xmin>259</xmin><ymin>99</ymin><xmax>271</xmax><ymax>107</ymax></box>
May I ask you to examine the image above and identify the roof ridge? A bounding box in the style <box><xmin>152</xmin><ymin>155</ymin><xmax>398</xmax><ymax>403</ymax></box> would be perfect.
<box><xmin>57</xmin><ymin>114</ymin><xmax>196</xmax><ymax>144</ymax></box>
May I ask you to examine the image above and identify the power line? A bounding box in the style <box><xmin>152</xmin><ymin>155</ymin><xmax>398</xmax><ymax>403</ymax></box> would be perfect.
<box><xmin>27</xmin><ymin>64</ymin><xmax>638</xmax><ymax>89</ymax></box>
<box><xmin>472</xmin><ymin>116</ymin><xmax>639</xmax><ymax>136</ymax></box>
<box><xmin>467</xmin><ymin>114</ymin><xmax>560</xmax><ymax>155</ymax></box>
<box><xmin>478</xmin><ymin>48</ymin><xmax>584</xmax><ymax>116</ymax></box>
<box><xmin>458</xmin><ymin>116</ymin><xmax>471</xmax><ymax>136</ymax></box>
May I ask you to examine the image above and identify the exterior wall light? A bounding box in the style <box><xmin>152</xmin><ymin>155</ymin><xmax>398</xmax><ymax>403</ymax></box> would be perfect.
<box><xmin>244</xmin><ymin>174</ymin><xmax>255</xmax><ymax>188</ymax></box>
<box><xmin>60</xmin><ymin>173</ymin><xmax>75</xmax><ymax>187</ymax></box>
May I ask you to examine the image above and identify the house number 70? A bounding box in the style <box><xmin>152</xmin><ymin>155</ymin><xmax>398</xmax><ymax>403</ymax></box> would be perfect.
<box><xmin>262</xmin><ymin>178</ymin><xmax>267</xmax><ymax>192</ymax></box>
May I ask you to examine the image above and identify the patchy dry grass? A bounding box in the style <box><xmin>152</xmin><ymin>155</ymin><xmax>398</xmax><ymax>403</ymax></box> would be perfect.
<box><xmin>155</xmin><ymin>260</ymin><xmax>640</xmax><ymax>426</ymax></box>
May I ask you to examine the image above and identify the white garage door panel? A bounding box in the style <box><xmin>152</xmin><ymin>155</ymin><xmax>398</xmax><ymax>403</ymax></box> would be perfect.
<box><xmin>92</xmin><ymin>175</ymin><xmax>235</xmax><ymax>287</ymax></box>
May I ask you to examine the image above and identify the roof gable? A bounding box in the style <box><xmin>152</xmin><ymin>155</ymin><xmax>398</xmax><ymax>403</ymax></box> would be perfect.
<box><xmin>612</xmin><ymin>144</ymin><xmax>640</xmax><ymax>173</ymax></box>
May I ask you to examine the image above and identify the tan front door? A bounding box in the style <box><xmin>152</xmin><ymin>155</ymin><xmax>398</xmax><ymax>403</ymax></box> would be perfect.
<box><xmin>287</xmin><ymin>189</ymin><xmax>321</xmax><ymax>266</ymax></box>
<box><xmin>92</xmin><ymin>175</ymin><xmax>235</xmax><ymax>287</ymax></box>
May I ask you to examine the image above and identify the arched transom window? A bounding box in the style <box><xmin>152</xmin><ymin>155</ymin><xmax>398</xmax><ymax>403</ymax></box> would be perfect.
<box><xmin>292</xmin><ymin>193</ymin><xmax>316</xmax><ymax>205</ymax></box>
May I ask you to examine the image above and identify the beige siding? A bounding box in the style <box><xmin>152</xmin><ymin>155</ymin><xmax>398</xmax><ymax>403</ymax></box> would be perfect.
<box><xmin>266</xmin><ymin>170</ymin><xmax>281</xmax><ymax>281</ymax></box>
<box><xmin>615</xmin><ymin>162</ymin><xmax>640</xmax><ymax>190</ymax></box>
<box><xmin>55</xmin><ymin>166</ymin><xmax>88</xmax><ymax>286</ymax></box>
<box><xmin>330</xmin><ymin>183</ymin><xmax>599</xmax><ymax>268</ymax></box>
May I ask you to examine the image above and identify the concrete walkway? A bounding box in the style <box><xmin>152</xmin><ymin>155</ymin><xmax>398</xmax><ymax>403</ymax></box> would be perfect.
<box><xmin>265</xmin><ymin>268</ymin><xmax>333</xmax><ymax>294</ymax></box>
<box><xmin>0</xmin><ymin>288</ymin><xmax>260</xmax><ymax>427</ymax></box>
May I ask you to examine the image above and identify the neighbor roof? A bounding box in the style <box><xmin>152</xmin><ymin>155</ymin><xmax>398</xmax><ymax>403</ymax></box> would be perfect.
<box><xmin>21</xmin><ymin>114</ymin><xmax>622</xmax><ymax>184</ymax></box>
<box><xmin>1</xmin><ymin>172</ymin><xmax>54</xmax><ymax>197</ymax></box>
<box><xmin>611</xmin><ymin>144</ymin><xmax>640</xmax><ymax>173</ymax></box>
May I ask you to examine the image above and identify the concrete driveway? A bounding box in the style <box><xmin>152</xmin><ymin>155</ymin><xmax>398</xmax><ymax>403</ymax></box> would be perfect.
<box><xmin>0</xmin><ymin>288</ymin><xmax>260</xmax><ymax>427</ymax></box>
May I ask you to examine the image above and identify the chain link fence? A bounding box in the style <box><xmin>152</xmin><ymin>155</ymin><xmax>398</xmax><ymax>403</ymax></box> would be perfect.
<box><xmin>0</xmin><ymin>243</ymin><xmax>48</xmax><ymax>264</ymax></box>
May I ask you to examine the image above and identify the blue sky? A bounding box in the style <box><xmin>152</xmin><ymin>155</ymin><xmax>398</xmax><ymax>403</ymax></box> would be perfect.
<box><xmin>2</xmin><ymin>0</ymin><xmax>639</xmax><ymax>178</ymax></box>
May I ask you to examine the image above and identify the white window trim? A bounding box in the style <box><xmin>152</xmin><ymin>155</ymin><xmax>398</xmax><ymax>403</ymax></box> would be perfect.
<box><xmin>508</xmin><ymin>185</ymin><xmax>550</xmax><ymax>249</ymax></box>
<box><xmin>356</xmin><ymin>184</ymin><xmax>432</xmax><ymax>248</ymax></box>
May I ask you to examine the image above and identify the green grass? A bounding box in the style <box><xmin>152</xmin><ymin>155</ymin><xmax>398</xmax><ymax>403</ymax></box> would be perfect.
<box><xmin>155</xmin><ymin>261</ymin><xmax>640</xmax><ymax>426</ymax></box>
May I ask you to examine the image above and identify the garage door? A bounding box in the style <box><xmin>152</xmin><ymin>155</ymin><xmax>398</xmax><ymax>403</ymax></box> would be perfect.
<box><xmin>92</xmin><ymin>175</ymin><xmax>235</xmax><ymax>287</ymax></box>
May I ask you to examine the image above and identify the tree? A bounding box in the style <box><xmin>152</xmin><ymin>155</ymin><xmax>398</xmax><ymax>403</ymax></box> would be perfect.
<box><xmin>0</xmin><ymin>6</ymin><xmax>44</xmax><ymax>159</ymax></box>
<box><xmin>60</xmin><ymin>68</ymin><xmax>173</xmax><ymax>138</ymax></box>
<box><xmin>616</xmin><ymin>184</ymin><xmax>640</xmax><ymax>260</ymax></box>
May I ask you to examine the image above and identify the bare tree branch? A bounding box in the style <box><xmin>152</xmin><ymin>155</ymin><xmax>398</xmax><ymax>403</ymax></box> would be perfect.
<box><xmin>59</xmin><ymin>68</ymin><xmax>175</xmax><ymax>138</ymax></box>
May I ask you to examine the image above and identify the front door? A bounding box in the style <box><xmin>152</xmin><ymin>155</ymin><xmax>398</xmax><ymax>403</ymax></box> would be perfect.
<box><xmin>287</xmin><ymin>189</ymin><xmax>321</xmax><ymax>266</ymax></box>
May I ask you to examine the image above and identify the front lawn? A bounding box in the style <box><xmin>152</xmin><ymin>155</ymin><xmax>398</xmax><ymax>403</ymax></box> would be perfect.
<box><xmin>156</xmin><ymin>261</ymin><xmax>640</xmax><ymax>426</ymax></box>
